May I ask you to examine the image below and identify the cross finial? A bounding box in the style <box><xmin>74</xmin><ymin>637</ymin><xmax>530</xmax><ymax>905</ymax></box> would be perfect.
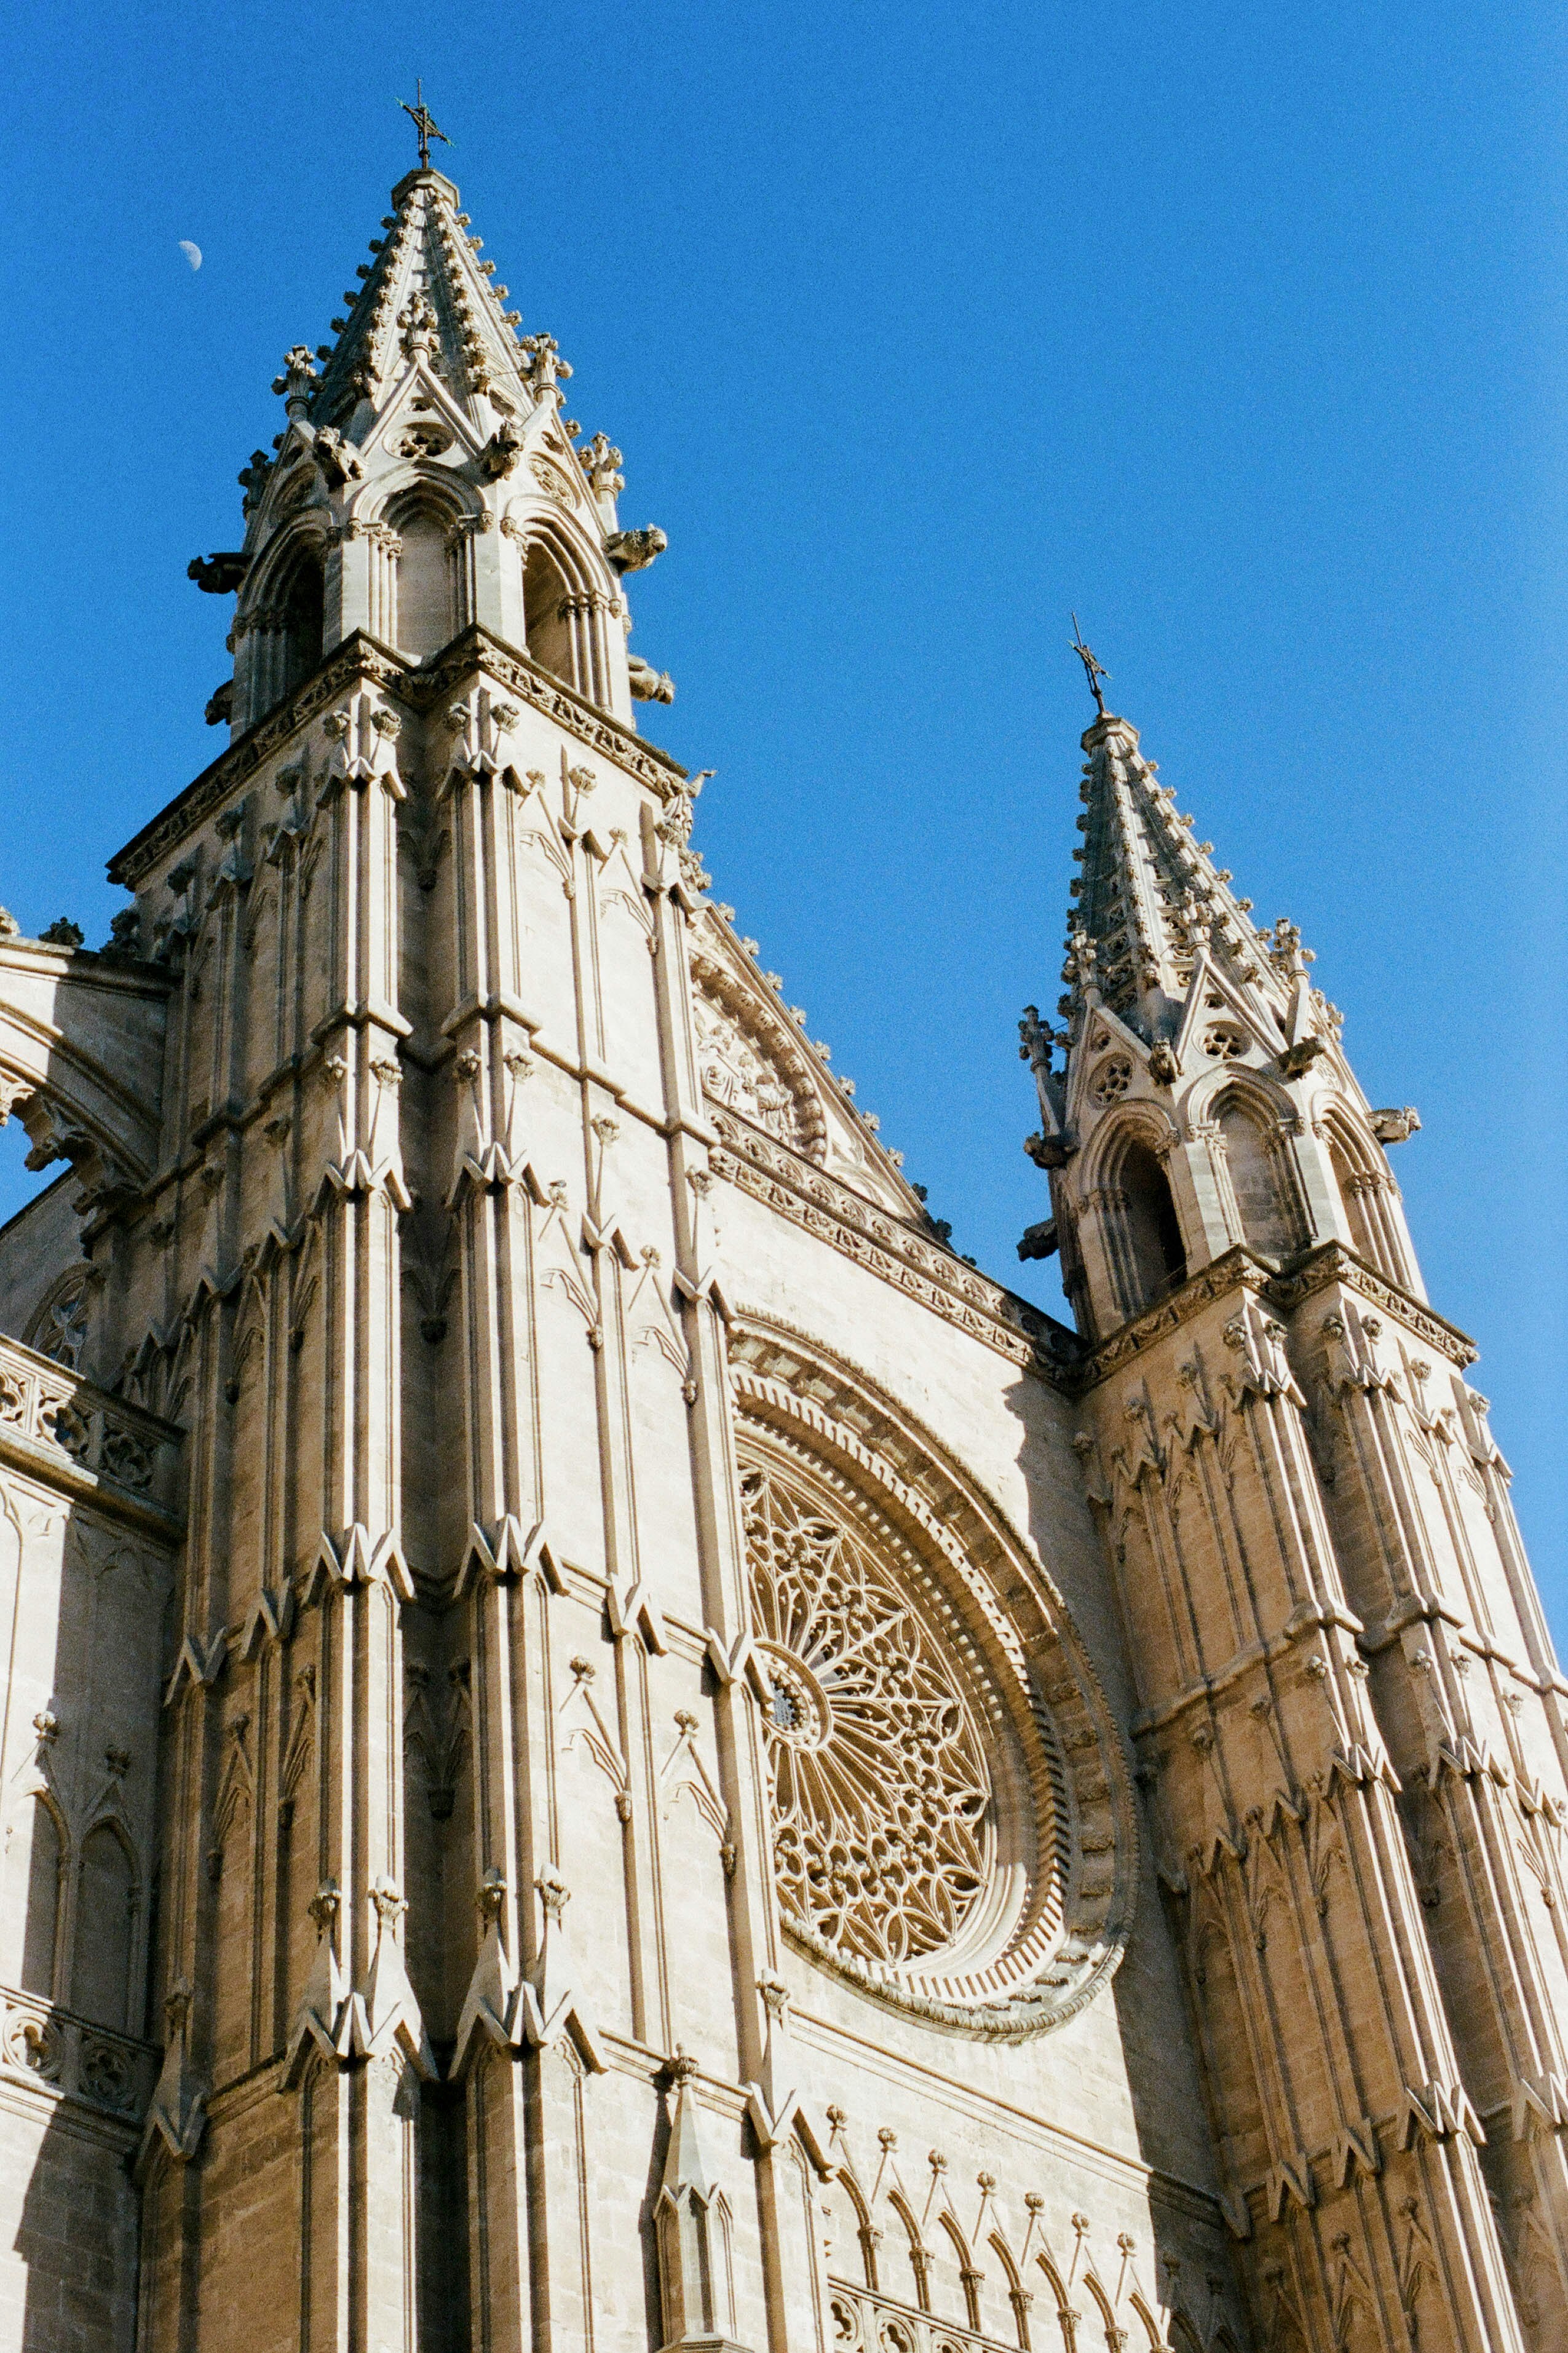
<box><xmin>1069</xmin><ymin>613</ymin><xmax>1110</xmax><ymax>718</ymax></box>
<box><xmin>399</xmin><ymin>80</ymin><xmax>451</xmax><ymax>170</ymax></box>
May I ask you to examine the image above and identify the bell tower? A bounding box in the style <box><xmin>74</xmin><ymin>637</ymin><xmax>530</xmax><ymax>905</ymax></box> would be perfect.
<box><xmin>1022</xmin><ymin>703</ymin><xmax>1423</xmax><ymax>1340</ymax></box>
<box><xmin>1036</xmin><ymin>680</ymin><xmax>1568</xmax><ymax>2351</ymax></box>
<box><xmin>194</xmin><ymin>164</ymin><xmax>671</xmax><ymax>743</ymax></box>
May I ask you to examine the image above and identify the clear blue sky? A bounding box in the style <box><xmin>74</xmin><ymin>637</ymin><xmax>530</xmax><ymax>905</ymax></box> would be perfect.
<box><xmin>2</xmin><ymin>3</ymin><xmax>1566</xmax><ymax>1630</ymax></box>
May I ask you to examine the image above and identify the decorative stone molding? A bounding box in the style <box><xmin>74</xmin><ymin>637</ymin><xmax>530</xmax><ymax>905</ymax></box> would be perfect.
<box><xmin>0</xmin><ymin>1330</ymin><xmax>178</xmax><ymax>1516</ymax></box>
<box><xmin>0</xmin><ymin>1986</ymin><xmax>155</xmax><ymax>2124</ymax></box>
<box><xmin>109</xmin><ymin>626</ymin><xmax>687</xmax><ymax>887</ymax></box>
<box><xmin>711</xmin><ymin>1113</ymin><xmax>1064</xmax><ymax>1372</ymax></box>
<box><xmin>1066</xmin><ymin>1241</ymin><xmax>1475</xmax><ymax>1391</ymax></box>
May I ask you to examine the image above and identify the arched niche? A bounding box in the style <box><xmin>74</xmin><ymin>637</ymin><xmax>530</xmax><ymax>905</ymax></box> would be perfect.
<box><xmin>72</xmin><ymin>1821</ymin><xmax>135</xmax><ymax>2030</ymax></box>
<box><xmin>233</xmin><ymin>521</ymin><xmax>330</xmax><ymax>727</ymax></box>
<box><xmin>1214</xmin><ymin>1089</ymin><xmax>1304</xmax><ymax>1263</ymax></box>
<box><xmin>3</xmin><ymin>1794</ymin><xmax>63</xmax><ymax>2000</ymax></box>
<box><xmin>523</xmin><ymin>536</ymin><xmax>575</xmax><ymax>686</ymax></box>
<box><xmin>1321</xmin><ymin>1104</ymin><xmax>1413</xmax><ymax>1287</ymax></box>
<box><xmin>386</xmin><ymin>492</ymin><xmax>456</xmax><ymax>662</ymax></box>
<box><xmin>512</xmin><ymin>512</ymin><xmax>616</xmax><ymax>706</ymax></box>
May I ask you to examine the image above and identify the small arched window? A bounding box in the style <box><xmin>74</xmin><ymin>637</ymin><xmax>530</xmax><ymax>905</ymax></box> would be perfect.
<box><xmin>523</xmin><ymin>538</ymin><xmax>575</xmax><ymax>686</ymax></box>
<box><xmin>1104</xmin><ymin>1134</ymin><xmax>1186</xmax><ymax>1317</ymax></box>
<box><xmin>278</xmin><ymin>548</ymin><xmax>325</xmax><ymax>697</ymax></box>
<box><xmin>389</xmin><ymin>498</ymin><xmax>456</xmax><ymax>661</ymax></box>
<box><xmin>1329</xmin><ymin>1135</ymin><xmax>1377</xmax><ymax>1262</ymax></box>
<box><xmin>1216</xmin><ymin>1096</ymin><xmax>1302</xmax><ymax>1262</ymax></box>
<box><xmin>1321</xmin><ymin>1107</ymin><xmax>1414</xmax><ymax>1287</ymax></box>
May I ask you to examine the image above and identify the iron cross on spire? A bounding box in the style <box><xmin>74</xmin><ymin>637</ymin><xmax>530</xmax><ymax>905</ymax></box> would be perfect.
<box><xmin>1069</xmin><ymin>614</ymin><xmax>1110</xmax><ymax>718</ymax></box>
<box><xmin>399</xmin><ymin>81</ymin><xmax>451</xmax><ymax>170</ymax></box>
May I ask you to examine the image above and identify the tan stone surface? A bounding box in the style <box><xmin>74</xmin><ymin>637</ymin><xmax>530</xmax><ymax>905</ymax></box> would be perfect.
<box><xmin>0</xmin><ymin>164</ymin><xmax>1554</xmax><ymax>2353</ymax></box>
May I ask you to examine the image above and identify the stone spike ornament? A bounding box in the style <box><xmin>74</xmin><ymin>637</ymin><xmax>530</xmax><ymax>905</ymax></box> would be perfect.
<box><xmin>0</xmin><ymin>127</ymin><xmax>1554</xmax><ymax>2353</ymax></box>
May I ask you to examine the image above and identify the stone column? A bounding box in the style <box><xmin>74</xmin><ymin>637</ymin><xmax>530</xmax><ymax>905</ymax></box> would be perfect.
<box><xmin>643</xmin><ymin>784</ymin><xmax>825</xmax><ymax>2353</ymax></box>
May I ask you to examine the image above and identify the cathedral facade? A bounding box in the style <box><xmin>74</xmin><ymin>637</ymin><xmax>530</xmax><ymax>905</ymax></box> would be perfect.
<box><xmin>0</xmin><ymin>154</ymin><xmax>1560</xmax><ymax>2353</ymax></box>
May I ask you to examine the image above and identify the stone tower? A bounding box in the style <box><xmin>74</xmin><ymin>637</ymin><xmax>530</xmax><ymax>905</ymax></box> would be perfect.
<box><xmin>1031</xmin><ymin>708</ymin><xmax>1568</xmax><ymax>2352</ymax></box>
<box><xmin>0</xmin><ymin>154</ymin><xmax>1557</xmax><ymax>2353</ymax></box>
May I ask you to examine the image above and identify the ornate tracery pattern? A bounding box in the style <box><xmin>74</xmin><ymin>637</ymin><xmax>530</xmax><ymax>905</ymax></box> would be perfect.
<box><xmin>740</xmin><ymin>1455</ymin><xmax>993</xmax><ymax>1967</ymax></box>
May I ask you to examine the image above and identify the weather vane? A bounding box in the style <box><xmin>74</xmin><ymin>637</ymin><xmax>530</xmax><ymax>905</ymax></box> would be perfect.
<box><xmin>1069</xmin><ymin>613</ymin><xmax>1110</xmax><ymax>718</ymax></box>
<box><xmin>400</xmin><ymin>81</ymin><xmax>451</xmax><ymax>170</ymax></box>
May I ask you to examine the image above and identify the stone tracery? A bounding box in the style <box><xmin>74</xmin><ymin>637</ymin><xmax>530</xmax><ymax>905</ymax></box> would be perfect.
<box><xmin>740</xmin><ymin>1454</ymin><xmax>992</xmax><ymax>1968</ymax></box>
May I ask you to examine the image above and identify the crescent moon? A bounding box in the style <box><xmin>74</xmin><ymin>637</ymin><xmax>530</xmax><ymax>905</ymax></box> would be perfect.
<box><xmin>179</xmin><ymin>240</ymin><xmax>202</xmax><ymax>271</ymax></box>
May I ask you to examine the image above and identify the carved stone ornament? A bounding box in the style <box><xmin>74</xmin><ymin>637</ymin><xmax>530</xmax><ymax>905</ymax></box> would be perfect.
<box><xmin>1088</xmin><ymin>1054</ymin><xmax>1133</xmax><ymax>1108</ymax></box>
<box><xmin>528</xmin><ymin>453</ymin><xmax>578</xmax><ymax>505</ymax></box>
<box><xmin>732</xmin><ymin>1360</ymin><xmax>1136</xmax><ymax>2039</ymax></box>
<box><xmin>746</xmin><ymin>1455</ymin><xmax>992</xmax><ymax>1967</ymax></box>
<box><xmin>692</xmin><ymin>991</ymin><xmax>812</xmax><ymax>1155</ymax></box>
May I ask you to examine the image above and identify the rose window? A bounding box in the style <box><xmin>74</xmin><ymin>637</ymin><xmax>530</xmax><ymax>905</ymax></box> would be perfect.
<box><xmin>729</xmin><ymin>1370</ymin><xmax>1138</xmax><ymax>2037</ymax></box>
<box><xmin>739</xmin><ymin>1458</ymin><xmax>994</xmax><ymax>1970</ymax></box>
<box><xmin>1202</xmin><ymin>1023</ymin><xmax>1247</xmax><ymax>1061</ymax></box>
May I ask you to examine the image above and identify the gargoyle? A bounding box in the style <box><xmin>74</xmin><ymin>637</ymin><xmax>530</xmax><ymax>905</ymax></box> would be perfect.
<box><xmin>1371</xmin><ymin>1106</ymin><xmax>1421</xmax><ymax>1144</ymax></box>
<box><xmin>312</xmin><ymin>427</ymin><xmax>364</xmax><ymax>489</ymax></box>
<box><xmin>477</xmin><ymin>417</ymin><xmax>526</xmax><ymax>480</ymax></box>
<box><xmin>188</xmin><ymin>552</ymin><xmax>249</xmax><ymax>594</ymax></box>
<box><xmin>606</xmin><ymin>527</ymin><xmax>667</xmax><ymax>574</ymax></box>
<box><xmin>205</xmin><ymin>681</ymin><xmax>235</xmax><ymax>728</ymax></box>
<box><xmin>1278</xmin><ymin>1035</ymin><xmax>1328</xmax><ymax>1078</ymax></box>
<box><xmin>628</xmin><ymin>657</ymin><xmax>675</xmax><ymax>705</ymax></box>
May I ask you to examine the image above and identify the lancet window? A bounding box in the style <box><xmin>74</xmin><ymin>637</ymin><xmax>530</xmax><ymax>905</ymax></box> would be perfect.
<box><xmin>1096</xmin><ymin>1129</ymin><xmax>1187</xmax><ymax>1319</ymax></box>
<box><xmin>234</xmin><ymin>529</ymin><xmax>327</xmax><ymax>724</ymax></box>
<box><xmin>518</xmin><ymin>521</ymin><xmax>616</xmax><ymax>706</ymax></box>
<box><xmin>1213</xmin><ymin>1091</ymin><xmax>1305</xmax><ymax>1264</ymax></box>
<box><xmin>1323</xmin><ymin>1106</ymin><xmax>1415</xmax><ymax>1289</ymax></box>
<box><xmin>386</xmin><ymin>489</ymin><xmax>459</xmax><ymax>662</ymax></box>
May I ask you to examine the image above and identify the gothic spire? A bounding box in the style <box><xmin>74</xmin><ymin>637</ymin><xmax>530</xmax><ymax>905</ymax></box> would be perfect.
<box><xmin>303</xmin><ymin>166</ymin><xmax>554</xmax><ymax>424</ymax></box>
<box><xmin>1023</xmin><ymin>687</ymin><xmax>1427</xmax><ymax>1339</ymax></box>
<box><xmin>1061</xmin><ymin>708</ymin><xmax>1309</xmax><ymax>1049</ymax></box>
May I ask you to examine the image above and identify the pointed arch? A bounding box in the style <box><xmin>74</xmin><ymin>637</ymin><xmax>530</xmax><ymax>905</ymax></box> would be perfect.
<box><xmin>1210</xmin><ymin>1082</ymin><xmax>1307</xmax><ymax>1263</ymax></box>
<box><xmin>1320</xmin><ymin>1101</ymin><xmax>1416</xmax><ymax>1287</ymax></box>
<box><xmin>821</xmin><ymin>2162</ymin><xmax>878</xmax><ymax>2290</ymax></box>
<box><xmin>885</xmin><ymin>2189</ymin><xmax>931</xmax><ymax>2312</ymax></box>
<box><xmin>1127</xmin><ymin>2290</ymin><xmax>1166</xmax><ymax>2347</ymax></box>
<box><xmin>71</xmin><ymin>1817</ymin><xmax>137</xmax><ymax>2031</ymax></box>
<box><xmin>22</xmin><ymin>1265</ymin><xmax>92</xmax><ymax>1369</ymax></box>
<box><xmin>234</xmin><ymin>516</ymin><xmax>331</xmax><ymax>725</ymax></box>
<box><xmin>1087</xmin><ymin>1112</ymin><xmax>1187</xmax><ymax>1318</ymax></box>
<box><xmin>986</xmin><ymin>2231</ymin><xmax>1031</xmax><ymax>2349</ymax></box>
<box><xmin>933</xmin><ymin>2209</ymin><xmax>979</xmax><ymax>2328</ymax></box>
<box><xmin>509</xmin><ymin>505</ymin><xmax>619</xmax><ymax>706</ymax></box>
<box><xmin>1080</xmin><ymin>2272</ymin><xmax>1120</xmax><ymax>2351</ymax></box>
<box><xmin>1033</xmin><ymin>2253</ymin><xmax>1080</xmax><ymax>2351</ymax></box>
<box><xmin>382</xmin><ymin>475</ymin><xmax>470</xmax><ymax>662</ymax></box>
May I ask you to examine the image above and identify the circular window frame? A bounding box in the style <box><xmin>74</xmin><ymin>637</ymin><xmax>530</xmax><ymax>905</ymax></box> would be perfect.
<box><xmin>730</xmin><ymin>1324</ymin><xmax>1138</xmax><ymax>2041</ymax></box>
